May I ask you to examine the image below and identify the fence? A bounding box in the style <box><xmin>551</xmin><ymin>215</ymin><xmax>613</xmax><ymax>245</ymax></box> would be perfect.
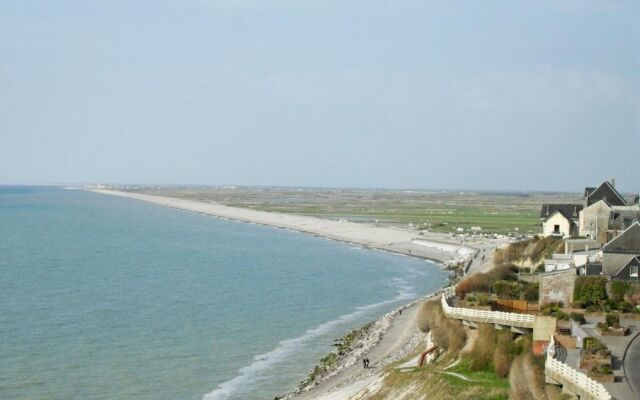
<box><xmin>546</xmin><ymin>336</ymin><xmax>612</xmax><ymax>400</ymax></box>
<box><xmin>439</xmin><ymin>288</ymin><xmax>611</xmax><ymax>400</ymax></box>
<box><xmin>440</xmin><ymin>288</ymin><xmax>536</xmax><ymax>329</ymax></box>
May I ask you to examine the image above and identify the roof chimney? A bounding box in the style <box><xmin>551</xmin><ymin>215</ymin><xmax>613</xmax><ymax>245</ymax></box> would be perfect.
<box><xmin>611</xmin><ymin>177</ymin><xmax>616</xmax><ymax>188</ymax></box>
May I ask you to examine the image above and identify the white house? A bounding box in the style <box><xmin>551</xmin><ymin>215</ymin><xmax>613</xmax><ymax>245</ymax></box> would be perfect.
<box><xmin>540</xmin><ymin>204</ymin><xmax>582</xmax><ymax>237</ymax></box>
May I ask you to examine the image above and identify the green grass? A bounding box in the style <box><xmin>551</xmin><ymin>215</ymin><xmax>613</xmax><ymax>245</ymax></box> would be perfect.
<box><xmin>444</xmin><ymin>358</ymin><xmax>510</xmax><ymax>389</ymax></box>
<box><xmin>133</xmin><ymin>187</ymin><xmax>583</xmax><ymax>235</ymax></box>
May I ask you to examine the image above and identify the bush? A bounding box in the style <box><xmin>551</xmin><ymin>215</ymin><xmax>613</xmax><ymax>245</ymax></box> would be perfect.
<box><xmin>541</xmin><ymin>302</ymin><xmax>564</xmax><ymax>317</ymax></box>
<box><xmin>523</xmin><ymin>283</ymin><xmax>539</xmax><ymax>302</ymax></box>
<box><xmin>570</xmin><ymin>312</ymin><xmax>586</xmax><ymax>324</ymax></box>
<box><xmin>417</xmin><ymin>299</ymin><xmax>467</xmax><ymax>353</ymax></box>
<box><xmin>417</xmin><ymin>299</ymin><xmax>439</xmax><ymax>332</ymax></box>
<box><xmin>493</xmin><ymin>280</ymin><xmax>523</xmax><ymax>300</ymax></box>
<box><xmin>574</xmin><ymin>276</ymin><xmax>608</xmax><ymax>307</ymax></box>
<box><xmin>476</xmin><ymin>294</ymin><xmax>490</xmax><ymax>306</ymax></box>
<box><xmin>610</xmin><ymin>281</ymin><xmax>632</xmax><ymax>303</ymax></box>
<box><xmin>605</xmin><ymin>313</ymin><xmax>620</xmax><ymax>329</ymax></box>
<box><xmin>469</xmin><ymin>324</ymin><xmax>496</xmax><ymax>371</ymax></box>
<box><xmin>591</xmin><ymin>365</ymin><xmax>612</xmax><ymax>375</ymax></box>
<box><xmin>583</xmin><ymin>337</ymin><xmax>609</xmax><ymax>355</ymax></box>
<box><xmin>493</xmin><ymin>345</ymin><xmax>511</xmax><ymax>377</ymax></box>
<box><xmin>456</xmin><ymin>263</ymin><xmax>517</xmax><ymax>297</ymax></box>
<box><xmin>619</xmin><ymin>301</ymin><xmax>633</xmax><ymax>313</ymax></box>
<box><xmin>432</xmin><ymin>318</ymin><xmax>467</xmax><ymax>353</ymax></box>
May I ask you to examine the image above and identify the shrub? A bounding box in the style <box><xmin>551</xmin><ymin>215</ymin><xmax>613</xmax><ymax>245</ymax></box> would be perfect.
<box><xmin>469</xmin><ymin>324</ymin><xmax>496</xmax><ymax>371</ymax></box>
<box><xmin>619</xmin><ymin>301</ymin><xmax>633</xmax><ymax>313</ymax></box>
<box><xmin>476</xmin><ymin>294</ymin><xmax>490</xmax><ymax>306</ymax></box>
<box><xmin>493</xmin><ymin>330</ymin><xmax>518</xmax><ymax>377</ymax></box>
<box><xmin>493</xmin><ymin>346</ymin><xmax>511</xmax><ymax>377</ymax></box>
<box><xmin>591</xmin><ymin>365</ymin><xmax>613</xmax><ymax>375</ymax></box>
<box><xmin>417</xmin><ymin>299</ymin><xmax>467</xmax><ymax>353</ymax></box>
<box><xmin>583</xmin><ymin>337</ymin><xmax>609</xmax><ymax>355</ymax></box>
<box><xmin>610</xmin><ymin>281</ymin><xmax>632</xmax><ymax>303</ymax></box>
<box><xmin>493</xmin><ymin>280</ymin><xmax>523</xmax><ymax>300</ymax></box>
<box><xmin>541</xmin><ymin>302</ymin><xmax>563</xmax><ymax>317</ymax></box>
<box><xmin>570</xmin><ymin>312</ymin><xmax>586</xmax><ymax>324</ymax></box>
<box><xmin>574</xmin><ymin>276</ymin><xmax>608</xmax><ymax>307</ymax></box>
<box><xmin>605</xmin><ymin>313</ymin><xmax>620</xmax><ymax>329</ymax></box>
<box><xmin>456</xmin><ymin>263</ymin><xmax>517</xmax><ymax>297</ymax></box>
<box><xmin>432</xmin><ymin>318</ymin><xmax>467</xmax><ymax>353</ymax></box>
<box><xmin>417</xmin><ymin>299</ymin><xmax>439</xmax><ymax>332</ymax></box>
<box><xmin>523</xmin><ymin>283</ymin><xmax>539</xmax><ymax>302</ymax></box>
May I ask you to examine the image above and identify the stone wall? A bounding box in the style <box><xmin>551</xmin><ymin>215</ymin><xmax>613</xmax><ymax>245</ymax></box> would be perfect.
<box><xmin>539</xmin><ymin>269</ymin><xmax>576</xmax><ymax>306</ymax></box>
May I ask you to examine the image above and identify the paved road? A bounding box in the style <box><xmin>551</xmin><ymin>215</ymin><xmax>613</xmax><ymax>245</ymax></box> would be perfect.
<box><xmin>624</xmin><ymin>331</ymin><xmax>640</xmax><ymax>396</ymax></box>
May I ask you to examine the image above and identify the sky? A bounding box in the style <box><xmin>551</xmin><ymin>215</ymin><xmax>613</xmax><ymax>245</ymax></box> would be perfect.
<box><xmin>1</xmin><ymin>1</ymin><xmax>638</xmax><ymax>192</ymax></box>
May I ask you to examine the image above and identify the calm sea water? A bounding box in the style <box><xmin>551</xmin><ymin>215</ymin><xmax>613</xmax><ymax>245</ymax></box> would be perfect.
<box><xmin>0</xmin><ymin>186</ymin><xmax>447</xmax><ymax>400</ymax></box>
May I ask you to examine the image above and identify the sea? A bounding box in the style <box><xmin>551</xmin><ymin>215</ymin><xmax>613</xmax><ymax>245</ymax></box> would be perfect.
<box><xmin>0</xmin><ymin>186</ymin><xmax>447</xmax><ymax>400</ymax></box>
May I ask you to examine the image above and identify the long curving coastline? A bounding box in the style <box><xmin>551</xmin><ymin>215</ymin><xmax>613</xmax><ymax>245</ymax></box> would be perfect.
<box><xmin>89</xmin><ymin>189</ymin><xmax>475</xmax><ymax>265</ymax></box>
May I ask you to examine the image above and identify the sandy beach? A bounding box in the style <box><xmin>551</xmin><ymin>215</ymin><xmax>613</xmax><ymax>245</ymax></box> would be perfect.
<box><xmin>90</xmin><ymin>189</ymin><xmax>476</xmax><ymax>264</ymax></box>
<box><xmin>89</xmin><ymin>189</ymin><xmax>487</xmax><ymax>399</ymax></box>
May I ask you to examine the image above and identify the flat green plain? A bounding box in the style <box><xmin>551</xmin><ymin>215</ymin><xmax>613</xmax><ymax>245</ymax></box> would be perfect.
<box><xmin>132</xmin><ymin>187</ymin><xmax>585</xmax><ymax>235</ymax></box>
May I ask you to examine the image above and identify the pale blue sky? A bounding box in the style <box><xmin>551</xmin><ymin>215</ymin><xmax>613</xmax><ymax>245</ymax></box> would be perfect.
<box><xmin>1</xmin><ymin>1</ymin><xmax>638</xmax><ymax>191</ymax></box>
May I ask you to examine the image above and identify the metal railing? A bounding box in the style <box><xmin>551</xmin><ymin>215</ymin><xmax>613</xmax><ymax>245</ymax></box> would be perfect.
<box><xmin>440</xmin><ymin>287</ymin><xmax>536</xmax><ymax>328</ymax></box>
<box><xmin>546</xmin><ymin>336</ymin><xmax>612</xmax><ymax>400</ymax></box>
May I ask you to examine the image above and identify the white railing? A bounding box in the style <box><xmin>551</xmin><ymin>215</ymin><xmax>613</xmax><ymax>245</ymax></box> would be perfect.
<box><xmin>440</xmin><ymin>287</ymin><xmax>536</xmax><ymax>328</ymax></box>
<box><xmin>439</xmin><ymin>288</ymin><xmax>611</xmax><ymax>400</ymax></box>
<box><xmin>546</xmin><ymin>336</ymin><xmax>612</xmax><ymax>400</ymax></box>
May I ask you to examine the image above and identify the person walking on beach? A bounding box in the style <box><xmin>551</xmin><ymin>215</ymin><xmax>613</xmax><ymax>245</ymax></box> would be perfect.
<box><xmin>363</xmin><ymin>358</ymin><xmax>367</xmax><ymax>368</ymax></box>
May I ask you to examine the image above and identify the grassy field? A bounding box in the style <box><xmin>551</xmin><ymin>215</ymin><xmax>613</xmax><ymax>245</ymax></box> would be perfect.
<box><xmin>129</xmin><ymin>186</ymin><xmax>583</xmax><ymax>235</ymax></box>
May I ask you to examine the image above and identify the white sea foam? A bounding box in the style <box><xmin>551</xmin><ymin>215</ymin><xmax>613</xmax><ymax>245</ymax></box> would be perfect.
<box><xmin>202</xmin><ymin>280</ymin><xmax>414</xmax><ymax>400</ymax></box>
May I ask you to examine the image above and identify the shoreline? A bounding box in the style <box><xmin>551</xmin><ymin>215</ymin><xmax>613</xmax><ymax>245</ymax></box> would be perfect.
<box><xmin>88</xmin><ymin>189</ymin><xmax>467</xmax><ymax>399</ymax></box>
<box><xmin>283</xmin><ymin>290</ymin><xmax>445</xmax><ymax>400</ymax></box>
<box><xmin>88</xmin><ymin>189</ymin><xmax>475</xmax><ymax>265</ymax></box>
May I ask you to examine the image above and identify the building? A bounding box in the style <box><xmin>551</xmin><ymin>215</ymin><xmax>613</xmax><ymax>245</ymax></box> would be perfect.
<box><xmin>584</xmin><ymin>180</ymin><xmax>627</xmax><ymax>207</ymax></box>
<box><xmin>602</xmin><ymin>222</ymin><xmax>640</xmax><ymax>281</ymax></box>
<box><xmin>578</xmin><ymin>200</ymin><xmax>610</xmax><ymax>244</ymax></box>
<box><xmin>540</xmin><ymin>203</ymin><xmax>582</xmax><ymax>237</ymax></box>
<box><xmin>609</xmin><ymin>204</ymin><xmax>640</xmax><ymax>232</ymax></box>
<box><xmin>538</xmin><ymin>268</ymin><xmax>576</xmax><ymax>306</ymax></box>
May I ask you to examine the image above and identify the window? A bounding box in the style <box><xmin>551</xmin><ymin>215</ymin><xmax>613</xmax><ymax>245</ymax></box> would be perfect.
<box><xmin>631</xmin><ymin>266</ymin><xmax>639</xmax><ymax>278</ymax></box>
<box><xmin>554</xmin><ymin>224</ymin><xmax>560</xmax><ymax>233</ymax></box>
